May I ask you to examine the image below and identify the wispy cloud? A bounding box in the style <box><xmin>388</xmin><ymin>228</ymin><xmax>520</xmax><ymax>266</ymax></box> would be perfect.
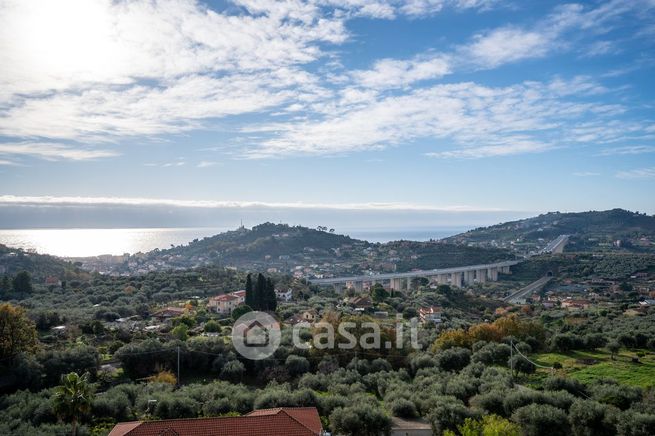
<box><xmin>197</xmin><ymin>161</ymin><xmax>220</xmax><ymax>168</ymax></box>
<box><xmin>0</xmin><ymin>142</ymin><xmax>118</xmax><ymax>160</ymax></box>
<box><xmin>615</xmin><ymin>167</ymin><xmax>655</xmax><ymax>179</ymax></box>
<box><xmin>573</xmin><ymin>171</ymin><xmax>601</xmax><ymax>177</ymax></box>
<box><xmin>0</xmin><ymin>194</ymin><xmax>508</xmax><ymax>212</ymax></box>
<box><xmin>461</xmin><ymin>27</ymin><xmax>554</xmax><ymax>68</ymax></box>
<box><xmin>598</xmin><ymin>145</ymin><xmax>655</xmax><ymax>156</ymax></box>
<box><xmin>247</xmin><ymin>77</ymin><xmax>639</xmax><ymax>158</ymax></box>
<box><xmin>348</xmin><ymin>54</ymin><xmax>450</xmax><ymax>89</ymax></box>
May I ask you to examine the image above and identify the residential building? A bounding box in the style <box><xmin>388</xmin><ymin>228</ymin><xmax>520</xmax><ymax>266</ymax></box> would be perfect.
<box><xmin>390</xmin><ymin>416</ymin><xmax>432</xmax><ymax>436</ymax></box>
<box><xmin>152</xmin><ymin>307</ymin><xmax>186</xmax><ymax>320</ymax></box>
<box><xmin>418</xmin><ymin>306</ymin><xmax>443</xmax><ymax>324</ymax></box>
<box><xmin>208</xmin><ymin>290</ymin><xmax>246</xmax><ymax>314</ymax></box>
<box><xmin>109</xmin><ymin>407</ymin><xmax>322</xmax><ymax>436</ymax></box>
<box><xmin>275</xmin><ymin>288</ymin><xmax>293</xmax><ymax>301</ymax></box>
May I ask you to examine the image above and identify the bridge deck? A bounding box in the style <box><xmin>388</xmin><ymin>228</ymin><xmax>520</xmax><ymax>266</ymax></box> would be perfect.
<box><xmin>310</xmin><ymin>260</ymin><xmax>520</xmax><ymax>285</ymax></box>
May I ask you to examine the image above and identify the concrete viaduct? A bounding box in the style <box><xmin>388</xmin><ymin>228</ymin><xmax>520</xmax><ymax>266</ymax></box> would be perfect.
<box><xmin>310</xmin><ymin>260</ymin><xmax>521</xmax><ymax>293</ymax></box>
<box><xmin>309</xmin><ymin>235</ymin><xmax>568</xmax><ymax>293</ymax></box>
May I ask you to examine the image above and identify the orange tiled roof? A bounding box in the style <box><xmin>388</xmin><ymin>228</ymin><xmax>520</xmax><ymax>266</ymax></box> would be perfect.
<box><xmin>108</xmin><ymin>407</ymin><xmax>322</xmax><ymax>436</ymax></box>
<box><xmin>209</xmin><ymin>294</ymin><xmax>239</xmax><ymax>302</ymax></box>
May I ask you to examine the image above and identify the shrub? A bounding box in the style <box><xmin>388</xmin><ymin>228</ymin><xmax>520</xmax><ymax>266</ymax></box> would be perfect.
<box><xmin>389</xmin><ymin>398</ymin><xmax>418</xmax><ymax>418</ymax></box>
<box><xmin>616</xmin><ymin>411</ymin><xmax>655</xmax><ymax>436</ymax></box>
<box><xmin>436</xmin><ymin>347</ymin><xmax>471</xmax><ymax>372</ymax></box>
<box><xmin>568</xmin><ymin>399</ymin><xmax>618</xmax><ymax>436</ymax></box>
<box><xmin>512</xmin><ymin>404</ymin><xmax>570</xmax><ymax>436</ymax></box>
<box><xmin>543</xmin><ymin>377</ymin><xmax>588</xmax><ymax>398</ymax></box>
<box><xmin>330</xmin><ymin>403</ymin><xmax>391</xmax><ymax>436</ymax></box>
<box><xmin>428</xmin><ymin>396</ymin><xmax>479</xmax><ymax>434</ymax></box>
<box><xmin>285</xmin><ymin>355</ymin><xmax>310</xmax><ymax>377</ymax></box>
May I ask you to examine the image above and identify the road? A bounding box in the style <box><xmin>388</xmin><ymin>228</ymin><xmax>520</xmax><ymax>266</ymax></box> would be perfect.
<box><xmin>310</xmin><ymin>260</ymin><xmax>521</xmax><ymax>285</ymax></box>
<box><xmin>541</xmin><ymin>234</ymin><xmax>569</xmax><ymax>254</ymax></box>
<box><xmin>503</xmin><ymin>276</ymin><xmax>552</xmax><ymax>303</ymax></box>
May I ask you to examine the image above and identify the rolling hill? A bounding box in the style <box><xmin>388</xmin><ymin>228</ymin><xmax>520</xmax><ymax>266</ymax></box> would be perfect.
<box><xmin>443</xmin><ymin>209</ymin><xmax>655</xmax><ymax>254</ymax></box>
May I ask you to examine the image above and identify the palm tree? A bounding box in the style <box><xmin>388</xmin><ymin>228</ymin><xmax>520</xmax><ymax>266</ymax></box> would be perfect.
<box><xmin>53</xmin><ymin>372</ymin><xmax>93</xmax><ymax>436</ymax></box>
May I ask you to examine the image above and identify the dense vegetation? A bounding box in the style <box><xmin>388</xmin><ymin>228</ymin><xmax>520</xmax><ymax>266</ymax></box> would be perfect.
<box><xmin>0</xmin><ymin>244</ymin><xmax>75</xmax><ymax>280</ymax></box>
<box><xmin>446</xmin><ymin>209</ymin><xmax>655</xmax><ymax>253</ymax></box>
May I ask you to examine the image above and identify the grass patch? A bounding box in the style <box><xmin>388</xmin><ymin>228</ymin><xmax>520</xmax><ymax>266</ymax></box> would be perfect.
<box><xmin>532</xmin><ymin>349</ymin><xmax>655</xmax><ymax>388</ymax></box>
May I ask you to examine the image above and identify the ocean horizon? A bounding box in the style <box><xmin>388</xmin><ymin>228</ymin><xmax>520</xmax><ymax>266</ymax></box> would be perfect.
<box><xmin>0</xmin><ymin>226</ymin><xmax>470</xmax><ymax>258</ymax></box>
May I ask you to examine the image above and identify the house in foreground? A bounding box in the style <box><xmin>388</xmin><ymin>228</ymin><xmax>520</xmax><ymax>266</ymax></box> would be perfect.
<box><xmin>207</xmin><ymin>290</ymin><xmax>246</xmax><ymax>314</ymax></box>
<box><xmin>109</xmin><ymin>407</ymin><xmax>322</xmax><ymax>436</ymax></box>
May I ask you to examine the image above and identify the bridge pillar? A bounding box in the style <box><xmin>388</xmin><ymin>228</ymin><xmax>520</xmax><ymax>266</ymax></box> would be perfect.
<box><xmin>476</xmin><ymin>269</ymin><xmax>487</xmax><ymax>283</ymax></box>
<box><xmin>353</xmin><ymin>281</ymin><xmax>363</xmax><ymax>293</ymax></box>
<box><xmin>438</xmin><ymin>274</ymin><xmax>448</xmax><ymax>285</ymax></box>
<box><xmin>391</xmin><ymin>277</ymin><xmax>402</xmax><ymax>291</ymax></box>
<box><xmin>464</xmin><ymin>270</ymin><xmax>475</xmax><ymax>285</ymax></box>
<box><xmin>451</xmin><ymin>272</ymin><xmax>462</xmax><ymax>288</ymax></box>
<box><xmin>406</xmin><ymin>277</ymin><xmax>412</xmax><ymax>292</ymax></box>
<box><xmin>487</xmin><ymin>268</ymin><xmax>498</xmax><ymax>281</ymax></box>
<box><xmin>333</xmin><ymin>283</ymin><xmax>344</xmax><ymax>293</ymax></box>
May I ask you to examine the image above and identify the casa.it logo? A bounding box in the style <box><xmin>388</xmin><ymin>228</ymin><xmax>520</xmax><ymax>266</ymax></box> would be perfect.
<box><xmin>232</xmin><ymin>311</ymin><xmax>281</xmax><ymax>360</ymax></box>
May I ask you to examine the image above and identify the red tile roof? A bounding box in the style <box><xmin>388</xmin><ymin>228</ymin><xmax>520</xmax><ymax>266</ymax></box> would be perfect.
<box><xmin>108</xmin><ymin>407</ymin><xmax>322</xmax><ymax>436</ymax></box>
<box><xmin>209</xmin><ymin>294</ymin><xmax>239</xmax><ymax>302</ymax></box>
<box><xmin>246</xmin><ymin>407</ymin><xmax>322</xmax><ymax>434</ymax></box>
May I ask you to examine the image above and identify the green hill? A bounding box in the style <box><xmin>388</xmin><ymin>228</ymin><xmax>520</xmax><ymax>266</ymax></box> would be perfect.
<box><xmin>138</xmin><ymin>223</ymin><xmax>515</xmax><ymax>275</ymax></box>
<box><xmin>444</xmin><ymin>209</ymin><xmax>655</xmax><ymax>254</ymax></box>
<box><xmin>0</xmin><ymin>244</ymin><xmax>73</xmax><ymax>280</ymax></box>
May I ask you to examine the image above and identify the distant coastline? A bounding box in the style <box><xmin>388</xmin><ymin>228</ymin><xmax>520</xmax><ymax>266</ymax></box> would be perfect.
<box><xmin>0</xmin><ymin>226</ymin><xmax>469</xmax><ymax>258</ymax></box>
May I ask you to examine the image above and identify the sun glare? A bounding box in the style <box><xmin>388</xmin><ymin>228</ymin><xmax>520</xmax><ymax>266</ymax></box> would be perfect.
<box><xmin>11</xmin><ymin>0</ymin><xmax>123</xmax><ymax>86</ymax></box>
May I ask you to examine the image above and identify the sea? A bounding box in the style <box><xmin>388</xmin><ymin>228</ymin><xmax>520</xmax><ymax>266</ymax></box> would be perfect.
<box><xmin>0</xmin><ymin>226</ymin><xmax>469</xmax><ymax>258</ymax></box>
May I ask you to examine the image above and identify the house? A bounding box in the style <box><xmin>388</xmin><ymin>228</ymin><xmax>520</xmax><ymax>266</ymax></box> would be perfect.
<box><xmin>390</xmin><ymin>416</ymin><xmax>432</xmax><ymax>436</ymax></box>
<box><xmin>275</xmin><ymin>288</ymin><xmax>293</xmax><ymax>301</ymax></box>
<box><xmin>639</xmin><ymin>299</ymin><xmax>655</xmax><ymax>307</ymax></box>
<box><xmin>152</xmin><ymin>307</ymin><xmax>186</xmax><ymax>320</ymax></box>
<box><xmin>109</xmin><ymin>407</ymin><xmax>322</xmax><ymax>436</ymax></box>
<box><xmin>560</xmin><ymin>299</ymin><xmax>591</xmax><ymax>310</ymax></box>
<box><xmin>418</xmin><ymin>306</ymin><xmax>443</xmax><ymax>324</ymax></box>
<box><xmin>349</xmin><ymin>295</ymin><xmax>372</xmax><ymax>309</ymax></box>
<box><xmin>208</xmin><ymin>290</ymin><xmax>246</xmax><ymax>314</ymax></box>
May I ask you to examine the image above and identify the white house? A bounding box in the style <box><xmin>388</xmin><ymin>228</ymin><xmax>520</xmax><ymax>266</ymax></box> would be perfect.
<box><xmin>275</xmin><ymin>288</ymin><xmax>293</xmax><ymax>301</ymax></box>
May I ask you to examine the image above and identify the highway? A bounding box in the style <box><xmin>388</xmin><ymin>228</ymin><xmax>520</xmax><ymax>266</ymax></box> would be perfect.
<box><xmin>503</xmin><ymin>276</ymin><xmax>552</xmax><ymax>303</ymax></box>
<box><xmin>310</xmin><ymin>260</ymin><xmax>520</xmax><ymax>285</ymax></box>
<box><xmin>541</xmin><ymin>234</ymin><xmax>569</xmax><ymax>254</ymax></box>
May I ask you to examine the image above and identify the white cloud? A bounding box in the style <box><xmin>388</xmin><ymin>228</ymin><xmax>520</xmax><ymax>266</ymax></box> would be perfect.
<box><xmin>573</xmin><ymin>171</ymin><xmax>601</xmax><ymax>177</ymax></box>
<box><xmin>0</xmin><ymin>142</ymin><xmax>118</xmax><ymax>160</ymax></box>
<box><xmin>461</xmin><ymin>27</ymin><xmax>554</xmax><ymax>68</ymax></box>
<box><xmin>247</xmin><ymin>77</ymin><xmax>633</xmax><ymax>158</ymax></box>
<box><xmin>349</xmin><ymin>55</ymin><xmax>450</xmax><ymax>89</ymax></box>
<box><xmin>0</xmin><ymin>0</ymin><xmax>344</xmax><ymax>147</ymax></box>
<box><xmin>599</xmin><ymin>145</ymin><xmax>655</xmax><ymax>155</ymax></box>
<box><xmin>427</xmin><ymin>138</ymin><xmax>552</xmax><ymax>159</ymax></box>
<box><xmin>319</xmin><ymin>0</ymin><xmax>497</xmax><ymax>19</ymax></box>
<box><xmin>197</xmin><ymin>161</ymin><xmax>220</xmax><ymax>168</ymax></box>
<box><xmin>615</xmin><ymin>167</ymin><xmax>655</xmax><ymax>179</ymax></box>
<box><xmin>0</xmin><ymin>194</ymin><xmax>506</xmax><ymax>212</ymax></box>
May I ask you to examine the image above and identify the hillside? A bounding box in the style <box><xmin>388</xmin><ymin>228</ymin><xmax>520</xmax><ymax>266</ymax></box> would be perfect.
<box><xmin>443</xmin><ymin>209</ymin><xmax>655</xmax><ymax>255</ymax></box>
<box><xmin>0</xmin><ymin>244</ymin><xmax>73</xmax><ymax>280</ymax></box>
<box><xmin>97</xmin><ymin>223</ymin><xmax>515</xmax><ymax>276</ymax></box>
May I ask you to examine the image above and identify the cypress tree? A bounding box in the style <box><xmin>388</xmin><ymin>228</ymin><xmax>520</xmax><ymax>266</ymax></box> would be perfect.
<box><xmin>245</xmin><ymin>274</ymin><xmax>254</xmax><ymax>308</ymax></box>
<box><xmin>265</xmin><ymin>277</ymin><xmax>277</xmax><ymax>312</ymax></box>
<box><xmin>255</xmin><ymin>273</ymin><xmax>266</xmax><ymax>310</ymax></box>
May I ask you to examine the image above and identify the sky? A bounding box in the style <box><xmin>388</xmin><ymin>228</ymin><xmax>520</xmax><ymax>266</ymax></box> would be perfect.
<box><xmin>0</xmin><ymin>0</ymin><xmax>654</xmax><ymax>229</ymax></box>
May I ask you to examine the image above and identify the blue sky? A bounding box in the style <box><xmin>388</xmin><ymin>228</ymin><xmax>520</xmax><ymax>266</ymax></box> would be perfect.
<box><xmin>0</xmin><ymin>0</ymin><xmax>654</xmax><ymax>228</ymax></box>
